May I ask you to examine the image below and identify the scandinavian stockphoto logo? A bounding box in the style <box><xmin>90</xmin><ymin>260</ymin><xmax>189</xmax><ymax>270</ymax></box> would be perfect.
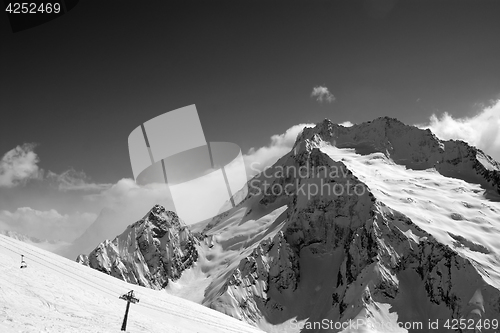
<box><xmin>247</xmin><ymin>162</ymin><xmax>368</xmax><ymax>199</ymax></box>
<box><xmin>128</xmin><ymin>105</ymin><xmax>248</xmax><ymax>224</ymax></box>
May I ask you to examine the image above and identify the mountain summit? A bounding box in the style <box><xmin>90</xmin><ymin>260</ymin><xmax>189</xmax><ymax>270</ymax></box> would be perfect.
<box><xmin>79</xmin><ymin>204</ymin><xmax>198</xmax><ymax>289</ymax></box>
<box><xmin>297</xmin><ymin>117</ymin><xmax>500</xmax><ymax>195</ymax></box>
<box><xmin>296</xmin><ymin>117</ymin><xmax>500</xmax><ymax>193</ymax></box>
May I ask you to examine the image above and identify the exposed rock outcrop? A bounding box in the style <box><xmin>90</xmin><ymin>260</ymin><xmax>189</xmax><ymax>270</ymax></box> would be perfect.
<box><xmin>82</xmin><ymin>205</ymin><xmax>198</xmax><ymax>289</ymax></box>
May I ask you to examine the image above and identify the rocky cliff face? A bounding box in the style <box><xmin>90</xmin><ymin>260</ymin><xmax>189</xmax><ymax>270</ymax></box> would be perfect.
<box><xmin>76</xmin><ymin>254</ymin><xmax>89</xmax><ymax>266</ymax></box>
<box><xmin>208</xmin><ymin>231</ymin><xmax>300</xmax><ymax>324</ymax></box>
<box><xmin>81</xmin><ymin>205</ymin><xmax>198</xmax><ymax>289</ymax></box>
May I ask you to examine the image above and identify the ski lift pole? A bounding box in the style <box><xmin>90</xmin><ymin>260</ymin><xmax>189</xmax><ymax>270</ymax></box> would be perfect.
<box><xmin>119</xmin><ymin>290</ymin><xmax>139</xmax><ymax>331</ymax></box>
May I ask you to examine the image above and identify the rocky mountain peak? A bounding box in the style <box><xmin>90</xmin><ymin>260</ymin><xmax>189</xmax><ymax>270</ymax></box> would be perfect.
<box><xmin>148</xmin><ymin>204</ymin><xmax>174</xmax><ymax>220</ymax></box>
<box><xmin>133</xmin><ymin>204</ymin><xmax>182</xmax><ymax>239</ymax></box>
<box><xmin>80</xmin><ymin>204</ymin><xmax>199</xmax><ymax>289</ymax></box>
<box><xmin>293</xmin><ymin>117</ymin><xmax>500</xmax><ymax>194</ymax></box>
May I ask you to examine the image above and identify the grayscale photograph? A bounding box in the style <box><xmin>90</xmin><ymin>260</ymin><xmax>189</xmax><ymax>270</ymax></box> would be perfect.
<box><xmin>1</xmin><ymin>0</ymin><xmax>500</xmax><ymax>332</ymax></box>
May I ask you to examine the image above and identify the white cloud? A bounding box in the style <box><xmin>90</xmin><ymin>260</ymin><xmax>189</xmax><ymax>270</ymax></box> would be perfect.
<box><xmin>86</xmin><ymin>124</ymin><xmax>319</xmax><ymax>224</ymax></box>
<box><xmin>311</xmin><ymin>86</ymin><xmax>335</xmax><ymax>103</ymax></box>
<box><xmin>0</xmin><ymin>207</ymin><xmax>96</xmax><ymax>241</ymax></box>
<box><xmin>84</xmin><ymin>178</ymin><xmax>176</xmax><ymax>223</ymax></box>
<box><xmin>85</xmin><ymin>178</ymin><xmax>171</xmax><ymax>208</ymax></box>
<box><xmin>46</xmin><ymin>169</ymin><xmax>111</xmax><ymax>192</ymax></box>
<box><xmin>417</xmin><ymin>99</ymin><xmax>500</xmax><ymax>162</ymax></box>
<box><xmin>0</xmin><ymin>143</ymin><xmax>42</xmax><ymax>188</ymax></box>
<box><xmin>52</xmin><ymin>179</ymin><xmax>178</xmax><ymax>256</ymax></box>
<box><xmin>0</xmin><ymin>144</ymin><xmax>112</xmax><ymax>193</ymax></box>
<box><xmin>339</xmin><ymin>121</ymin><xmax>354</xmax><ymax>127</ymax></box>
<box><xmin>243</xmin><ymin>123</ymin><xmax>315</xmax><ymax>177</ymax></box>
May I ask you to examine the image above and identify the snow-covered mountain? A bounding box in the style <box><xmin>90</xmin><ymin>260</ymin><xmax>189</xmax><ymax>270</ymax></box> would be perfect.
<box><xmin>78</xmin><ymin>205</ymin><xmax>198</xmax><ymax>289</ymax></box>
<box><xmin>79</xmin><ymin>117</ymin><xmax>500</xmax><ymax>332</ymax></box>
<box><xmin>295</xmin><ymin>117</ymin><xmax>500</xmax><ymax>196</ymax></box>
<box><xmin>0</xmin><ymin>233</ymin><xmax>263</xmax><ymax>333</ymax></box>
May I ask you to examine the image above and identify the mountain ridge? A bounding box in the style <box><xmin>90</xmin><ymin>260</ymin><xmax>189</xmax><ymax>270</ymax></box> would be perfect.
<box><xmin>295</xmin><ymin>117</ymin><xmax>500</xmax><ymax>195</ymax></box>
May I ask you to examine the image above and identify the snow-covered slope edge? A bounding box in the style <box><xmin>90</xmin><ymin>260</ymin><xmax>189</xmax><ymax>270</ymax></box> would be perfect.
<box><xmin>0</xmin><ymin>233</ymin><xmax>263</xmax><ymax>333</ymax></box>
<box><xmin>0</xmin><ymin>229</ymin><xmax>69</xmax><ymax>253</ymax></box>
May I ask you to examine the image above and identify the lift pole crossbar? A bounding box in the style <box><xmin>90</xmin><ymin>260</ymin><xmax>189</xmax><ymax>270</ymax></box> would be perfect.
<box><xmin>119</xmin><ymin>290</ymin><xmax>139</xmax><ymax>331</ymax></box>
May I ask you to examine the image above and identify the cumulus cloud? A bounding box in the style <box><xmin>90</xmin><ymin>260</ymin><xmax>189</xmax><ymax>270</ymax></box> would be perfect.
<box><xmin>83</xmin><ymin>178</ymin><xmax>177</xmax><ymax>226</ymax></box>
<box><xmin>50</xmin><ymin>179</ymin><xmax>178</xmax><ymax>257</ymax></box>
<box><xmin>311</xmin><ymin>86</ymin><xmax>335</xmax><ymax>103</ymax></box>
<box><xmin>86</xmin><ymin>178</ymin><xmax>172</xmax><ymax>211</ymax></box>
<box><xmin>243</xmin><ymin>123</ymin><xmax>315</xmax><ymax>177</ymax></box>
<box><xmin>417</xmin><ymin>99</ymin><xmax>500</xmax><ymax>162</ymax></box>
<box><xmin>86</xmin><ymin>124</ymin><xmax>317</xmax><ymax>224</ymax></box>
<box><xmin>339</xmin><ymin>121</ymin><xmax>354</xmax><ymax>127</ymax></box>
<box><xmin>0</xmin><ymin>144</ymin><xmax>112</xmax><ymax>193</ymax></box>
<box><xmin>0</xmin><ymin>143</ymin><xmax>42</xmax><ymax>188</ymax></box>
<box><xmin>46</xmin><ymin>169</ymin><xmax>112</xmax><ymax>192</ymax></box>
<box><xmin>0</xmin><ymin>207</ymin><xmax>96</xmax><ymax>241</ymax></box>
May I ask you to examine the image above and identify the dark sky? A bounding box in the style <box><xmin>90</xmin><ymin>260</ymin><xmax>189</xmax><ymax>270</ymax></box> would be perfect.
<box><xmin>2</xmin><ymin>0</ymin><xmax>500</xmax><ymax>184</ymax></box>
